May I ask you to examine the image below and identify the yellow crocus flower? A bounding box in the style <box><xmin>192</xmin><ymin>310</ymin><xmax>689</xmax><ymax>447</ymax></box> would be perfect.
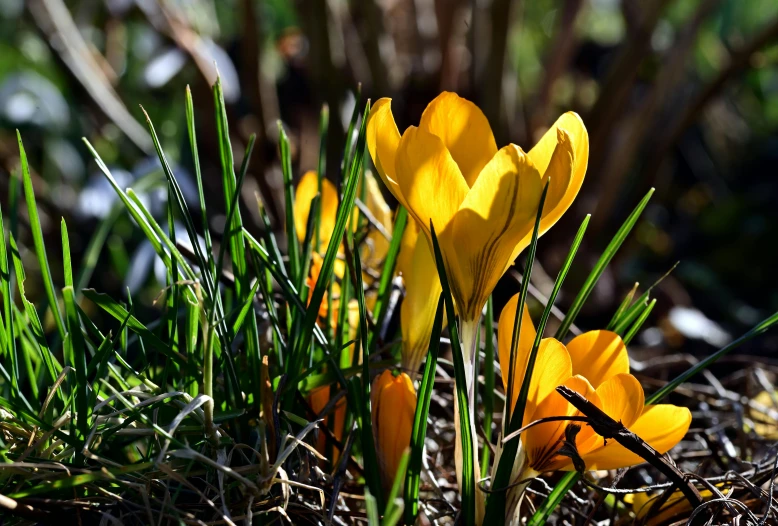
<box><xmin>366</xmin><ymin>92</ymin><xmax>588</xmax><ymax>328</ymax></box>
<box><xmin>496</xmin><ymin>294</ymin><xmax>691</xmax><ymax>522</ymax></box>
<box><xmin>371</xmin><ymin>369</ymin><xmax>416</xmax><ymax>490</ymax></box>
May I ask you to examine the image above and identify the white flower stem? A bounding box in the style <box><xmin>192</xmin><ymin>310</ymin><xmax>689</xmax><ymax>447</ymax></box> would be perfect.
<box><xmin>455</xmin><ymin>318</ymin><xmax>484</xmax><ymax>522</ymax></box>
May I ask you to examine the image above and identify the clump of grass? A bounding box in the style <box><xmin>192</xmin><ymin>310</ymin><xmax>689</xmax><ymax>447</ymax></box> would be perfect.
<box><xmin>1</xmin><ymin>80</ymin><xmax>778</xmax><ymax>526</ymax></box>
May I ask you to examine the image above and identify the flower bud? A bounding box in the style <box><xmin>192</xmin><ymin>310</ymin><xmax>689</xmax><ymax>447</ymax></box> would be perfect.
<box><xmin>371</xmin><ymin>370</ymin><xmax>416</xmax><ymax>489</ymax></box>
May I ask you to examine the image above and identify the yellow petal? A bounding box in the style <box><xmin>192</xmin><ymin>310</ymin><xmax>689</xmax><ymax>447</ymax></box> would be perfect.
<box><xmin>361</xmin><ymin>171</ymin><xmax>393</xmax><ymax>267</ymax></box>
<box><xmin>509</xmin><ymin>119</ymin><xmax>582</xmax><ymax>266</ymax></box>
<box><xmin>293</xmin><ymin>170</ymin><xmax>338</xmax><ymax>244</ymax></box>
<box><xmin>401</xmin><ymin>235</ymin><xmax>443</xmax><ymax>374</ymax></box>
<box><xmin>579</xmin><ymin>404</ymin><xmax>691</xmax><ymax>471</ymax></box>
<box><xmin>497</xmin><ymin>295</ymin><xmax>572</xmax><ymax>417</ymax></box>
<box><xmin>444</xmin><ymin>145</ymin><xmax>542</xmax><ymax>320</ymax></box>
<box><xmin>396</xmin><ymin>220</ymin><xmax>420</xmax><ymax>279</ymax></box>
<box><xmin>366</xmin><ymin>99</ymin><xmax>405</xmax><ymax>207</ymax></box>
<box><xmin>529</xmin><ymin>112</ymin><xmax>588</xmax><ymax>199</ymax></box>
<box><xmin>525</xmin><ymin>375</ymin><xmax>599</xmax><ymax>473</ymax></box>
<box><xmin>394</xmin><ymin>126</ymin><xmax>469</xmax><ymax>241</ymax></box>
<box><xmin>566</xmin><ymin>330</ymin><xmax>630</xmax><ymax>388</ymax></box>
<box><xmin>372</xmin><ymin>371</ymin><xmax>416</xmax><ymax>488</ymax></box>
<box><xmin>419</xmin><ymin>92</ymin><xmax>498</xmax><ymax>187</ymax></box>
<box><xmin>577</xmin><ymin>373</ymin><xmax>645</xmax><ymax>454</ymax></box>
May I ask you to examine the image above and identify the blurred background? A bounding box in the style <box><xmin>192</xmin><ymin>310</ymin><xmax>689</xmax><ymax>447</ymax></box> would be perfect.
<box><xmin>1</xmin><ymin>0</ymin><xmax>777</xmax><ymax>361</ymax></box>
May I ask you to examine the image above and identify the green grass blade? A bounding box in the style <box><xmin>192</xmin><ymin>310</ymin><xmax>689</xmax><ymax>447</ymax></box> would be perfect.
<box><xmin>278</xmin><ymin>122</ymin><xmax>301</xmax><ymax>285</ymax></box>
<box><xmin>555</xmin><ymin>188</ymin><xmax>655</xmax><ymax>340</ymax></box>
<box><xmin>404</xmin><ymin>295</ymin><xmax>444</xmax><ymax>524</ymax></box>
<box><xmin>0</xmin><ymin>201</ymin><xmax>19</xmax><ymax>394</ymax></box>
<box><xmin>515</xmin><ymin>215</ymin><xmax>588</xmax><ymax>431</ymax></box>
<box><xmin>17</xmin><ymin>131</ymin><xmax>66</xmax><ymax>340</ymax></box>
<box><xmin>429</xmin><ymin>223</ymin><xmax>475</xmax><ymax>526</ymax></box>
<box><xmin>62</xmin><ymin>286</ymin><xmax>88</xmax><ymax>463</ymax></box>
<box><xmin>185</xmin><ymin>85</ymin><xmax>215</xmax><ymax>274</ymax></box>
<box><xmin>75</xmin><ymin>172</ymin><xmax>162</xmax><ymax>292</ymax></box>
<box><xmin>528</xmin><ymin>471</ymin><xmax>579</xmax><ymax>525</ymax></box>
<box><xmin>611</xmin><ymin>297</ymin><xmax>648</xmax><ymax>336</ymax></box>
<box><xmin>285</xmin><ymin>101</ymin><xmax>370</xmax><ymax>397</ymax></box>
<box><xmin>315</xmin><ymin>103</ymin><xmax>329</xmax><ymax>252</ymax></box>
<box><xmin>610</xmin><ymin>262</ymin><xmax>678</xmax><ymax>334</ymax></box>
<box><xmin>82</xmin><ymin>289</ymin><xmax>183</xmax><ymax>365</ymax></box>
<box><xmin>61</xmin><ymin>219</ymin><xmax>73</xmax><ymax>289</ymax></box>
<box><xmin>231</xmin><ymin>279</ymin><xmax>261</xmax><ymax>337</ymax></box>
<box><xmin>353</xmin><ymin>242</ymin><xmax>384</xmax><ymax>511</ymax></box>
<box><xmin>365</xmin><ymin>488</ymin><xmax>380</xmax><ymax>526</ymax></box>
<box><xmin>9</xmin><ymin>233</ymin><xmax>61</xmax><ymax>387</ymax></box>
<box><xmin>623</xmin><ymin>298</ymin><xmax>656</xmax><ymax>345</ymax></box>
<box><xmin>480</xmin><ymin>295</ymin><xmax>496</xmax><ymax>479</ymax></box>
<box><xmin>606</xmin><ymin>282</ymin><xmax>639</xmax><ymax>330</ymax></box>
<box><xmin>368</xmin><ymin>207</ymin><xmax>408</xmax><ymax>352</ymax></box>
<box><xmin>341</xmin><ymin>85</ymin><xmax>363</xmax><ymax>174</ymax></box>
<box><xmin>214</xmin><ymin>133</ymin><xmax>256</xmax><ymax>295</ymax></box>
<box><xmin>486</xmin><ymin>182</ymin><xmax>551</xmax><ymax>523</ymax></box>
<box><xmin>647</xmin><ymin>308</ymin><xmax>778</xmax><ymax>404</ymax></box>
<box><xmin>383</xmin><ymin>450</ymin><xmax>409</xmax><ymax>526</ymax></box>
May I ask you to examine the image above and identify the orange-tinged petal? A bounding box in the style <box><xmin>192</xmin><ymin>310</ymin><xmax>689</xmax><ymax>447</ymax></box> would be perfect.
<box><xmin>577</xmin><ymin>373</ymin><xmax>645</xmax><ymax>454</ymax></box>
<box><xmin>309</xmin><ymin>385</ymin><xmax>347</xmax><ymax>462</ymax></box>
<box><xmin>419</xmin><ymin>91</ymin><xmax>498</xmax><ymax>187</ymax></box>
<box><xmin>525</xmin><ymin>375</ymin><xmax>599</xmax><ymax>473</ymax></box>
<box><xmin>579</xmin><ymin>404</ymin><xmax>692</xmax><ymax>471</ymax></box>
<box><xmin>566</xmin><ymin>330</ymin><xmax>630</xmax><ymax>388</ymax></box>
<box><xmin>394</xmin><ymin>126</ymin><xmax>469</xmax><ymax>242</ymax></box>
<box><xmin>498</xmin><ymin>294</ymin><xmax>537</xmax><ymax>396</ymax></box>
<box><xmin>401</xmin><ymin>235</ymin><xmax>443</xmax><ymax>374</ymax></box>
<box><xmin>294</xmin><ymin>170</ymin><xmax>338</xmax><ymax>244</ymax></box>
<box><xmin>443</xmin><ymin>145</ymin><xmax>542</xmax><ymax>320</ymax></box>
<box><xmin>371</xmin><ymin>371</ymin><xmax>416</xmax><ymax>489</ymax></box>
<box><xmin>366</xmin><ymin>98</ymin><xmax>405</xmax><ymax>207</ymax></box>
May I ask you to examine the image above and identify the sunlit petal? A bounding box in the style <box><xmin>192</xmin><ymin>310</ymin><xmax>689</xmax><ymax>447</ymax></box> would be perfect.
<box><xmin>577</xmin><ymin>373</ymin><xmax>645</xmax><ymax>454</ymax></box>
<box><xmin>566</xmin><ymin>330</ymin><xmax>630</xmax><ymax>388</ymax></box>
<box><xmin>419</xmin><ymin>91</ymin><xmax>498</xmax><ymax>187</ymax></box>
<box><xmin>444</xmin><ymin>145</ymin><xmax>542</xmax><ymax>320</ymax></box>
<box><xmin>525</xmin><ymin>375</ymin><xmax>599</xmax><ymax>473</ymax></box>
<box><xmin>509</xmin><ymin>122</ymin><xmax>580</xmax><ymax>265</ymax></box>
<box><xmin>366</xmin><ymin>98</ymin><xmax>405</xmax><ymax>206</ymax></box>
<box><xmin>294</xmin><ymin>170</ymin><xmax>338</xmax><ymax>245</ymax></box>
<box><xmin>579</xmin><ymin>404</ymin><xmax>691</xmax><ymax>471</ymax></box>
<box><xmin>394</xmin><ymin>126</ymin><xmax>469</xmax><ymax>241</ymax></box>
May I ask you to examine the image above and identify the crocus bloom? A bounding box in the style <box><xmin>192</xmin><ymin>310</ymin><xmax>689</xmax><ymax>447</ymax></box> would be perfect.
<box><xmin>371</xmin><ymin>370</ymin><xmax>416</xmax><ymax>489</ymax></box>
<box><xmin>366</xmin><ymin>92</ymin><xmax>587</xmax><ymax>328</ymax></box>
<box><xmin>496</xmin><ymin>293</ymin><xmax>691</xmax><ymax>521</ymax></box>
